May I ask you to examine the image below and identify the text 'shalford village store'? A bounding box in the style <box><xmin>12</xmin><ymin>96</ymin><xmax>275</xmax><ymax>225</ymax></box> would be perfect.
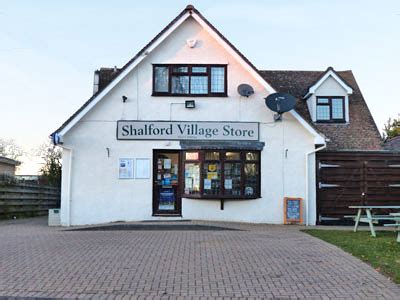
<box><xmin>52</xmin><ymin>5</ymin><xmax>397</xmax><ymax>227</ymax></box>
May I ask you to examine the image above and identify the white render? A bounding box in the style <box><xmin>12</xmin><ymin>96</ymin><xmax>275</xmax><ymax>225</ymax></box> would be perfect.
<box><xmin>59</xmin><ymin>16</ymin><xmax>325</xmax><ymax>226</ymax></box>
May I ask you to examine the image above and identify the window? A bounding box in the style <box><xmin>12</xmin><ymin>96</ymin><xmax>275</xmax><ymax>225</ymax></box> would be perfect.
<box><xmin>153</xmin><ymin>64</ymin><xmax>227</xmax><ymax>96</ymax></box>
<box><xmin>316</xmin><ymin>96</ymin><xmax>345</xmax><ymax>122</ymax></box>
<box><xmin>183</xmin><ymin>150</ymin><xmax>261</xmax><ymax>199</ymax></box>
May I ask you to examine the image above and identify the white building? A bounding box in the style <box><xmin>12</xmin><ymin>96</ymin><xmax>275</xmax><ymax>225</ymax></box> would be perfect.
<box><xmin>52</xmin><ymin>5</ymin><xmax>382</xmax><ymax>226</ymax></box>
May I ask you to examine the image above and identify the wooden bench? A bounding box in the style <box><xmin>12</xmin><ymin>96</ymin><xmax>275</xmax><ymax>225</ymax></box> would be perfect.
<box><xmin>348</xmin><ymin>206</ymin><xmax>400</xmax><ymax>237</ymax></box>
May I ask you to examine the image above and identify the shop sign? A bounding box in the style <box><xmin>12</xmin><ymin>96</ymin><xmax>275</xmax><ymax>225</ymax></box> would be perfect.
<box><xmin>117</xmin><ymin>121</ymin><xmax>259</xmax><ymax>141</ymax></box>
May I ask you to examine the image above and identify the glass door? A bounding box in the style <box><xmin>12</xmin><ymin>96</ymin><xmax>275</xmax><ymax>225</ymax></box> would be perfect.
<box><xmin>152</xmin><ymin>150</ymin><xmax>181</xmax><ymax>215</ymax></box>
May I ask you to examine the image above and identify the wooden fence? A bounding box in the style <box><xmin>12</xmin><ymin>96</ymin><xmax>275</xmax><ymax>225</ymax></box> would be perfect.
<box><xmin>0</xmin><ymin>182</ymin><xmax>60</xmax><ymax>219</ymax></box>
<box><xmin>316</xmin><ymin>151</ymin><xmax>400</xmax><ymax>223</ymax></box>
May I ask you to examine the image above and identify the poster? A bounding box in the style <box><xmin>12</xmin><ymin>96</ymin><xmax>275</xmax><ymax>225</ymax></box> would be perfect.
<box><xmin>224</xmin><ymin>179</ymin><xmax>232</xmax><ymax>190</ymax></box>
<box><xmin>164</xmin><ymin>159</ymin><xmax>171</xmax><ymax>169</ymax></box>
<box><xmin>204</xmin><ymin>179</ymin><xmax>212</xmax><ymax>190</ymax></box>
<box><xmin>135</xmin><ymin>158</ymin><xmax>150</xmax><ymax>179</ymax></box>
<box><xmin>185</xmin><ymin>177</ymin><xmax>193</xmax><ymax>189</ymax></box>
<box><xmin>207</xmin><ymin>172</ymin><xmax>218</xmax><ymax>180</ymax></box>
<box><xmin>119</xmin><ymin>159</ymin><xmax>134</xmax><ymax>179</ymax></box>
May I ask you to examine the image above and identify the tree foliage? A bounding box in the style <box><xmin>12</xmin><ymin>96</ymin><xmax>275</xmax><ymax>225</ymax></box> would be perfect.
<box><xmin>0</xmin><ymin>138</ymin><xmax>23</xmax><ymax>160</ymax></box>
<box><xmin>383</xmin><ymin>116</ymin><xmax>400</xmax><ymax>140</ymax></box>
<box><xmin>39</xmin><ymin>141</ymin><xmax>62</xmax><ymax>187</ymax></box>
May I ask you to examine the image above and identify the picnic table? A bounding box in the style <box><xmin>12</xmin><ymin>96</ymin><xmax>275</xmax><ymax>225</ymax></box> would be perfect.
<box><xmin>348</xmin><ymin>206</ymin><xmax>400</xmax><ymax>237</ymax></box>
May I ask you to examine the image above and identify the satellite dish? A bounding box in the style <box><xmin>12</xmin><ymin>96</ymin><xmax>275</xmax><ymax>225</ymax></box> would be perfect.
<box><xmin>264</xmin><ymin>92</ymin><xmax>297</xmax><ymax>121</ymax></box>
<box><xmin>237</xmin><ymin>84</ymin><xmax>254</xmax><ymax>97</ymax></box>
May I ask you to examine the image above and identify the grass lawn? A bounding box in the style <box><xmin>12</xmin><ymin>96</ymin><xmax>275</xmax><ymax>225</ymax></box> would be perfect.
<box><xmin>302</xmin><ymin>230</ymin><xmax>400</xmax><ymax>284</ymax></box>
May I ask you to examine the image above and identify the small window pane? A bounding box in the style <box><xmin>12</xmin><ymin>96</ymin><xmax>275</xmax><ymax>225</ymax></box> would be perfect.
<box><xmin>154</xmin><ymin>66</ymin><xmax>169</xmax><ymax>92</ymax></box>
<box><xmin>172</xmin><ymin>66</ymin><xmax>188</xmax><ymax>73</ymax></box>
<box><xmin>244</xmin><ymin>163</ymin><xmax>258</xmax><ymax>197</ymax></box>
<box><xmin>332</xmin><ymin>98</ymin><xmax>344</xmax><ymax>119</ymax></box>
<box><xmin>211</xmin><ymin>67</ymin><xmax>225</xmax><ymax>93</ymax></box>
<box><xmin>316</xmin><ymin>105</ymin><xmax>330</xmax><ymax>120</ymax></box>
<box><xmin>245</xmin><ymin>152</ymin><xmax>259</xmax><ymax>161</ymax></box>
<box><xmin>192</xmin><ymin>66</ymin><xmax>207</xmax><ymax>73</ymax></box>
<box><xmin>224</xmin><ymin>162</ymin><xmax>241</xmax><ymax>196</ymax></box>
<box><xmin>171</xmin><ymin>76</ymin><xmax>189</xmax><ymax>94</ymax></box>
<box><xmin>226</xmin><ymin>152</ymin><xmax>240</xmax><ymax>160</ymax></box>
<box><xmin>205</xmin><ymin>151</ymin><xmax>219</xmax><ymax>160</ymax></box>
<box><xmin>203</xmin><ymin>162</ymin><xmax>221</xmax><ymax>195</ymax></box>
<box><xmin>184</xmin><ymin>163</ymin><xmax>200</xmax><ymax>195</ymax></box>
<box><xmin>317</xmin><ymin>98</ymin><xmax>329</xmax><ymax>104</ymax></box>
<box><xmin>190</xmin><ymin>76</ymin><xmax>208</xmax><ymax>94</ymax></box>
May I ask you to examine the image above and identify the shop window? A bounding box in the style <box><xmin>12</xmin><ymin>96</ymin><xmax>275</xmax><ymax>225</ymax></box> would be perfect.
<box><xmin>152</xmin><ymin>64</ymin><xmax>227</xmax><ymax>96</ymax></box>
<box><xmin>183</xmin><ymin>150</ymin><xmax>261</xmax><ymax>199</ymax></box>
<box><xmin>184</xmin><ymin>163</ymin><xmax>200</xmax><ymax>195</ymax></box>
<box><xmin>316</xmin><ymin>96</ymin><xmax>345</xmax><ymax>122</ymax></box>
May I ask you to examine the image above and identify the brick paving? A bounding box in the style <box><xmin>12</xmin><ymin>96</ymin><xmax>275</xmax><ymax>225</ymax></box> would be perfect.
<box><xmin>0</xmin><ymin>217</ymin><xmax>399</xmax><ymax>299</ymax></box>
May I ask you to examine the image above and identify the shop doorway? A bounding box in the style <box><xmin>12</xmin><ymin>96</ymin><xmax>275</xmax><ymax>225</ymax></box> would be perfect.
<box><xmin>152</xmin><ymin>150</ymin><xmax>182</xmax><ymax>216</ymax></box>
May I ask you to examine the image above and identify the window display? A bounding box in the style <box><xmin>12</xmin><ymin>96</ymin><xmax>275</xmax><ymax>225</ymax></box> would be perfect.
<box><xmin>182</xmin><ymin>150</ymin><xmax>261</xmax><ymax>199</ymax></box>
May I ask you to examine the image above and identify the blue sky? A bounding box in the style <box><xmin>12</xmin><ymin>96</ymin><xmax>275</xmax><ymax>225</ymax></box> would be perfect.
<box><xmin>0</xmin><ymin>0</ymin><xmax>399</xmax><ymax>173</ymax></box>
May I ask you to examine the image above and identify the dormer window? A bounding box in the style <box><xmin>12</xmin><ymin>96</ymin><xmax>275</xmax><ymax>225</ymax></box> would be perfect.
<box><xmin>316</xmin><ymin>96</ymin><xmax>345</xmax><ymax>123</ymax></box>
<box><xmin>152</xmin><ymin>64</ymin><xmax>227</xmax><ymax>97</ymax></box>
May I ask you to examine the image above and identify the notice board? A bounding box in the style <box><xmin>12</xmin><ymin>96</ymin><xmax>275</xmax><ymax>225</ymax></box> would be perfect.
<box><xmin>284</xmin><ymin>197</ymin><xmax>302</xmax><ymax>224</ymax></box>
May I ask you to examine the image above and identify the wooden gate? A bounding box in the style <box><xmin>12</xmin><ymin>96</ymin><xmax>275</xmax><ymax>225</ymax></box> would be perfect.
<box><xmin>316</xmin><ymin>151</ymin><xmax>400</xmax><ymax>223</ymax></box>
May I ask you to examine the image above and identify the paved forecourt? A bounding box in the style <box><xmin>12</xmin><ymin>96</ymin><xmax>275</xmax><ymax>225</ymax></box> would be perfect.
<box><xmin>0</xmin><ymin>217</ymin><xmax>399</xmax><ymax>299</ymax></box>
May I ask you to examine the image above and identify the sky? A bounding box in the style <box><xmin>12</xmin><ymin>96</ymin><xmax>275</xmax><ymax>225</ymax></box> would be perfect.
<box><xmin>0</xmin><ymin>0</ymin><xmax>399</xmax><ymax>174</ymax></box>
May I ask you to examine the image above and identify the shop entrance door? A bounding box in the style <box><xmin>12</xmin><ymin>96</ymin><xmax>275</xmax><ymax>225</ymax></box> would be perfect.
<box><xmin>152</xmin><ymin>150</ymin><xmax>181</xmax><ymax>216</ymax></box>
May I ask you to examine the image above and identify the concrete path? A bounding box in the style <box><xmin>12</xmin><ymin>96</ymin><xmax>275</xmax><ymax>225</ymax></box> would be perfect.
<box><xmin>0</xmin><ymin>217</ymin><xmax>399</xmax><ymax>299</ymax></box>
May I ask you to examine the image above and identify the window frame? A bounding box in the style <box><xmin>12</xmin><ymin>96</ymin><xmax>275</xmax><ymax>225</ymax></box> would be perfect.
<box><xmin>182</xmin><ymin>150</ymin><xmax>261</xmax><ymax>200</ymax></box>
<box><xmin>316</xmin><ymin>96</ymin><xmax>346</xmax><ymax>123</ymax></box>
<box><xmin>152</xmin><ymin>64</ymin><xmax>228</xmax><ymax>97</ymax></box>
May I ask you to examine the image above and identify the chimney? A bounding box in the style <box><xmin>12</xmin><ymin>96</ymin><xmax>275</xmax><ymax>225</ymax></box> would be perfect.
<box><xmin>93</xmin><ymin>70</ymin><xmax>100</xmax><ymax>94</ymax></box>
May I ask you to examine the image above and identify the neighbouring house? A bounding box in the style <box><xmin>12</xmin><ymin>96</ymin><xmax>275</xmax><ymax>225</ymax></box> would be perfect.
<box><xmin>0</xmin><ymin>156</ymin><xmax>20</xmax><ymax>176</ymax></box>
<box><xmin>384</xmin><ymin>136</ymin><xmax>400</xmax><ymax>151</ymax></box>
<box><xmin>52</xmin><ymin>5</ymin><xmax>399</xmax><ymax>226</ymax></box>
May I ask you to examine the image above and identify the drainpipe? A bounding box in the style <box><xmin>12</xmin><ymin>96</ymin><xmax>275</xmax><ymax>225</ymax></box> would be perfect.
<box><xmin>305</xmin><ymin>143</ymin><xmax>326</xmax><ymax>226</ymax></box>
<box><xmin>60</xmin><ymin>144</ymin><xmax>73</xmax><ymax>226</ymax></box>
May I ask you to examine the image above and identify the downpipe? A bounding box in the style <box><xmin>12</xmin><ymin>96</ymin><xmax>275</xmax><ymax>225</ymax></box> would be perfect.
<box><xmin>305</xmin><ymin>144</ymin><xmax>326</xmax><ymax>226</ymax></box>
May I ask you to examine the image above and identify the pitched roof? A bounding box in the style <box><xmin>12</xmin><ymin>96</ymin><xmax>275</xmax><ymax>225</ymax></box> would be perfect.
<box><xmin>260</xmin><ymin>70</ymin><xmax>383</xmax><ymax>150</ymax></box>
<box><xmin>52</xmin><ymin>5</ymin><xmax>272</xmax><ymax>137</ymax></box>
<box><xmin>0</xmin><ymin>156</ymin><xmax>20</xmax><ymax>166</ymax></box>
<box><xmin>303</xmin><ymin>66</ymin><xmax>353</xmax><ymax>98</ymax></box>
<box><xmin>384</xmin><ymin>136</ymin><xmax>400</xmax><ymax>151</ymax></box>
<box><xmin>52</xmin><ymin>5</ymin><xmax>324</xmax><ymax>145</ymax></box>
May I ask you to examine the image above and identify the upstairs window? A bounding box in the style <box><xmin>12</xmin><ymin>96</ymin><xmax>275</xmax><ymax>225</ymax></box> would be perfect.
<box><xmin>316</xmin><ymin>96</ymin><xmax>345</xmax><ymax>123</ymax></box>
<box><xmin>153</xmin><ymin>64</ymin><xmax>227</xmax><ymax>96</ymax></box>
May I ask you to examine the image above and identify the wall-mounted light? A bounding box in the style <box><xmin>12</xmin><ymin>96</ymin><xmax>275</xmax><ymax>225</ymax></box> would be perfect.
<box><xmin>186</xmin><ymin>38</ymin><xmax>197</xmax><ymax>48</ymax></box>
<box><xmin>185</xmin><ymin>100</ymin><xmax>195</xmax><ymax>109</ymax></box>
<box><xmin>122</xmin><ymin>95</ymin><xmax>128</xmax><ymax>103</ymax></box>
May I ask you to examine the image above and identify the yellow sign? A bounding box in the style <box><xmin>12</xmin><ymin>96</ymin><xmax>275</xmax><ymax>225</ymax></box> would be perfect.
<box><xmin>208</xmin><ymin>164</ymin><xmax>217</xmax><ymax>172</ymax></box>
<box><xmin>207</xmin><ymin>172</ymin><xmax>218</xmax><ymax>180</ymax></box>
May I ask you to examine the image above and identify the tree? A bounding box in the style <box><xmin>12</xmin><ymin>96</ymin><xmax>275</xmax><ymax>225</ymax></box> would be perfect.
<box><xmin>38</xmin><ymin>140</ymin><xmax>62</xmax><ymax>187</ymax></box>
<box><xmin>383</xmin><ymin>115</ymin><xmax>400</xmax><ymax>140</ymax></box>
<box><xmin>0</xmin><ymin>138</ymin><xmax>23</xmax><ymax>160</ymax></box>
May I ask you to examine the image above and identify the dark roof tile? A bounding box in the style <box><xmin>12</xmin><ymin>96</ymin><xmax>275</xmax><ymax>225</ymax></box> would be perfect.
<box><xmin>260</xmin><ymin>70</ymin><xmax>383</xmax><ymax>150</ymax></box>
<box><xmin>384</xmin><ymin>136</ymin><xmax>400</xmax><ymax>151</ymax></box>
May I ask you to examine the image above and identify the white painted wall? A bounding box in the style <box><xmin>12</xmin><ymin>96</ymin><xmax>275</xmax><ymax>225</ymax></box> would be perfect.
<box><xmin>306</xmin><ymin>75</ymin><xmax>349</xmax><ymax>123</ymax></box>
<box><xmin>60</xmin><ymin>17</ymin><xmax>317</xmax><ymax>226</ymax></box>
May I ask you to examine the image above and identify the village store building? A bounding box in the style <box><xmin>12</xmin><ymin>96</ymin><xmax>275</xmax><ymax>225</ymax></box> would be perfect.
<box><xmin>53</xmin><ymin>5</ymin><xmax>388</xmax><ymax>226</ymax></box>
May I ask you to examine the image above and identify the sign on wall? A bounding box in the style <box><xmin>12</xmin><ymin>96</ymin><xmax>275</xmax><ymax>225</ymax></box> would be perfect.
<box><xmin>135</xmin><ymin>158</ymin><xmax>150</xmax><ymax>179</ymax></box>
<box><xmin>119</xmin><ymin>158</ymin><xmax>134</xmax><ymax>179</ymax></box>
<box><xmin>284</xmin><ymin>197</ymin><xmax>302</xmax><ymax>224</ymax></box>
<box><xmin>117</xmin><ymin>121</ymin><xmax>259</xmax><ymax>141</ymax></box>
